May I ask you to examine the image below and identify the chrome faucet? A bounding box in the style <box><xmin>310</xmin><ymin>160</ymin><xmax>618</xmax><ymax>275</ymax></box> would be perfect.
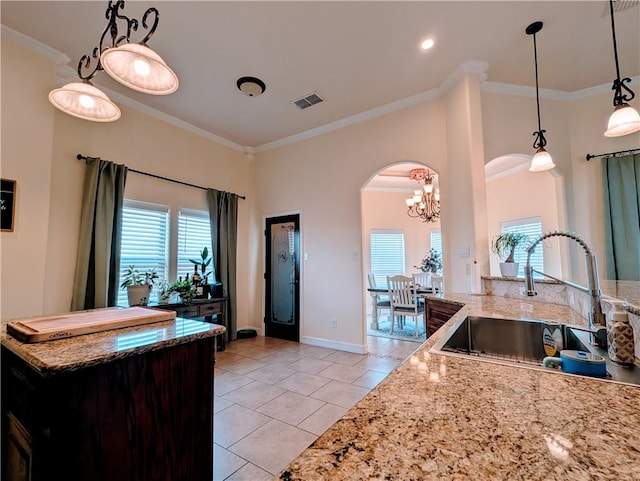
<box><xmin>524</xmin><ymin>231</ymin><xmax>607</xmax><ymax>347</ymax></box>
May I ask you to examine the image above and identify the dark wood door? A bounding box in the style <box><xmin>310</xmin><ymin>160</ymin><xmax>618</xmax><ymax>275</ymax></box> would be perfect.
<box><xmin>264</xmin><ymin>214</ymin><xmax>300</xmax><ymax>341</ymax></box>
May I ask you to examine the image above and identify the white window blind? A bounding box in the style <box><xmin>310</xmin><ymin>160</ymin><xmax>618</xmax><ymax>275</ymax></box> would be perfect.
<box><xmin>118</xmin><ymin>200</ymin><xmax>169</xmax><ymax>306</ymax></box>
<box><xmin>501</xmin><ymin>217</ymin><xmax>543</xmax><ymax>277</ymax></box>
<box><xmin>430</xmin><ymin>229</ymin><xmax>443</xmax><ymax>273</ymax></box>
<box><xmin>177</xmin><ymin>209</ymin><xmax>214</xmax><ymax>282</ymax></box>
<box><xmin>370</xmin><ymin>230</ymin><xmax>405</xmax><ymax>287</ymax></box>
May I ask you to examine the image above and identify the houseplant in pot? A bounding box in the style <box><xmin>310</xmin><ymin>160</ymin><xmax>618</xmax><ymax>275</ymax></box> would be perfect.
<box><xmin>120</xmin><ymin>265</ymin><xmax>159</xmax><ymax>306</ymax></box>
<box><xmin>169</xmin><ymin>279</ymin><xmax>198</xmax><ymax>305</ymax></box>
<box><xmin>491</xmin><ymin>232</ymin><xmax>529</xmax><ymax>277</ymax></box>
<box><xmin>189</xmin><ymin>247</ymin><xmax>213</xmax><ymax>299</ymax></box>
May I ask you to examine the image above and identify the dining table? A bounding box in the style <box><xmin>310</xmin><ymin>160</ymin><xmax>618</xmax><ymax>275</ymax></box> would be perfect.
<box><xmin>367</xmin><ymin>285</ymin><xmax>433</xmax><ymax>330</ymax></box>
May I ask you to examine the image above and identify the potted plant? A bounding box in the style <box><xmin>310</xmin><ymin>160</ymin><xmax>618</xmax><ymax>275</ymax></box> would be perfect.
<box><xmin>120</xmin><ymin>265</ymin><xmax>159</xmax><ymax>306</ymax></box>
<box><xmin>491</xmin><ymin>232</ymin><xmax>530</xmax><ymax>277</ymax></box>
<box><xmin>157</xmin><ymin>278</ymin><xmax>171</xmax><ymax>304</ymax></box>
<box><xmin>169</xmin><ymin>279</ymin><xmax>198</xmax><ymax>305</ymax></box>
<box><xmin>414</xmin><ymin>248</ymin><xmax>443</xmax><ymax>274</ymax></box>
<box><xmin>189</xmin><ymin>247</ymin><xmax>213</xmax><ymax>298</ymax></box>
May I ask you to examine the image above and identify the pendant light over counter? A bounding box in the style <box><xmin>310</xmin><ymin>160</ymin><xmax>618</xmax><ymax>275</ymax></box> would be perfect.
<box><xmin>526</xmin><ymin>21</ymin><xmax>555</xmax><ymax>172</ymax></box>
<box><xmin>48</xmin><ymin>0</ymin><xmax>179</xmax><ymax>122</ymax></box>
<box><xmin>604</xmin><ymin>0</ymin><xmax>640</xmax><ymax>137</ymax></box>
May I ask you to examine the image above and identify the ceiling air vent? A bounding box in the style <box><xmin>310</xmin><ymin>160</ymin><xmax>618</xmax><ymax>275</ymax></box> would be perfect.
<box><xmin>293</xmin><ymin>93</ymin><xmax>324</xmax><ymax>110</ymax></box>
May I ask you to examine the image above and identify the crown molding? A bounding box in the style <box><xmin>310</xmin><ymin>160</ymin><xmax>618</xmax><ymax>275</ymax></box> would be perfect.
<box><xmin>481</xmin><ymin>81</ymin><xmax>570</xmax><ymax>101</ymax></box>
<box><xmin>100</xmin><ymin>85</ymin><xmax>245</xmax><ymax>151</ymax></box>
<box><xmin>1</xmin><ymin>25</ymin><xmax>69</xmax><ymax>65</ymax></box>
<box><xmin>7</xmin><ymin>26</ymin><xmax>634</xmax><ymax>158</ymax></box>
<box><xmin>256</xmin><ymin>60</ymin><xmax>490</xmax><ymax>153</ymax></box>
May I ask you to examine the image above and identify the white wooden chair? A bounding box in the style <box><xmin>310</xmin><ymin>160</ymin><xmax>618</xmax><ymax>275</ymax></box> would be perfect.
<box><xmin>412</xmin><ymin>272</ymin><xmax>431</xmax><ymax>289</ymax></box>
<box><xmin>387</xmin><ymin>275</ymin><xmax>424</xmax><ymax>337</ymax></box>
<box><xmin>367</xmin><ymin>274</ymin><xmax>391</xmax><ymax>322</ymax></box>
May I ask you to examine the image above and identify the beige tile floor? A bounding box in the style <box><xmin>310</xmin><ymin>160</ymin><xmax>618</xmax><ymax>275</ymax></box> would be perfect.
<box><xmin>213</xmin><ymin>334</ymin><xmax>421</xmax><ymax>480</ymax></box>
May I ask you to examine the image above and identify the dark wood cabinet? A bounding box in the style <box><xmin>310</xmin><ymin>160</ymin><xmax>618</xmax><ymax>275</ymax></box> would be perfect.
<box><xmin>153</xmin><ymin>298</ymin><xmax>227</xmax><ymax>351</ymax></box>
<box><xmin>425</xmin><ymin>299</ymin><xmax>462</xmax><ymax>337</ymax></box>
<box><xmin>2</xmin><ymin>333</ymin><xmax>215</xmax><ymax>481</ymax></box>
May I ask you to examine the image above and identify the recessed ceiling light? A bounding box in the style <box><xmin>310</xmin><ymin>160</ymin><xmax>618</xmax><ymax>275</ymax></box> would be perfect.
<box><xmin>421</xmin><ymin>38</ymin><xmax>435</xmax><ymax>50</ymax></box>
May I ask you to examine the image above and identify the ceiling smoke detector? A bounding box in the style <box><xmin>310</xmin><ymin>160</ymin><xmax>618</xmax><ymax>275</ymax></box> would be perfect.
<box><xmin>237</xmin><ymin>76</ymin><xmax>266</xmax><ymax>96</ymax></box>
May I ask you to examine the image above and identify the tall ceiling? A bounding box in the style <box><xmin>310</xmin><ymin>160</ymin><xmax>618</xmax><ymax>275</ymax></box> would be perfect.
<box><xmin>2</xmin><ymin>1</ymin><xmax>639</xmax><ymax>149</ymax></box>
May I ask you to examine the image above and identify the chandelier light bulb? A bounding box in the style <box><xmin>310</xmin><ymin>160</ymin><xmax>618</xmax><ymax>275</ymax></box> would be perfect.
<box><xmin>78</xmin><ymin>94</ymin><xmax>96</xmax><ymax>109</ymax></box>
<box><xmin>405</xmin><ymin>198</ymin><xmax>415</xmax><ymax>207</ymax></box>
<box><xmin>423</xmin><ymin>181</ymin><xmax>434</xmax><ymax>194</ymax></box>
<box><xmin>133</xmin><ymin>58</ymin><xmax>151</xmax><ymax>76</ymax></box>
<box><xmin>605</xmin><ymin>103</ymin><xmax>640</xmax><ymax>137</ymax></box>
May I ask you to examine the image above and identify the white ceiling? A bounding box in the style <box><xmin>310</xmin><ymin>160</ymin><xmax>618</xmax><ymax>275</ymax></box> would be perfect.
<box><xmin>2</xmin><ymin>1</ymin><xmax>639</xmax><ymax>151</ymax></box>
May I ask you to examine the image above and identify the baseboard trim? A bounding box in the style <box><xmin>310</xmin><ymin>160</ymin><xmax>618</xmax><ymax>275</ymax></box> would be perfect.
<box><xmin>301</xmin><ymin>336</ymin><xmax>367</xmax><ymax>354</ymax></box>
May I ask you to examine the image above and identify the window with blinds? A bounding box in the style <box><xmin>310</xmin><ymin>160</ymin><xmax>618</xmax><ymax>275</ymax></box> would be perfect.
<box><xmin>370</xmin><ymin>230</ymin><xmax>405</xmax><ymax>287</ymax></box>
<box><xmin>177</xmin><ymin>209</ymin><xmax>214</xmax><ymax>282</ymax></box>
<box><xmin>117</xmin><ymin>200</ymin><xmax>169</xmax><ymax>306</ymax></box>
<box><xmin>501</xmin><ymin>217</ymin><xmax>543</xmax><ymax>277</ymax></box>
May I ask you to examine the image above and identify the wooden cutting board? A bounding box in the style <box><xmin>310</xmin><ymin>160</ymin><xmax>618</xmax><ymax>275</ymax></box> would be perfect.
<box><xmin>6</xmin><ymin>307</ymin><xmax>177</xmax><ymax>343</ymax></box>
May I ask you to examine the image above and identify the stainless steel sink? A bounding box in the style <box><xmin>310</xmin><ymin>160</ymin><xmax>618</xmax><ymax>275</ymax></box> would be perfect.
<box><xmin>430</xmin><ymin>316</ymin><xmax>640</xmax><ymax>386</ymax></box>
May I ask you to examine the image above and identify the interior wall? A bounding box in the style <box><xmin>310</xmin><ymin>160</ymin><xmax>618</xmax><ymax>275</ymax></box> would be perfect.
<box><xmin>443</xmin><ymin>73</ymin><xmax>488</xmax><ymax>292</ymax></box>
<box><xmin>567</xmin><ymin>89</ymin><xmax>640</xmax><ymax>282</ymax></box>
<box><xmin>254</xmin><ymin>99</ymin><xmax>447</xmax><ymax>351</ymax></box>
<box><xmin>1</xmin><ymin>38</ymin><xmax>57</xmax><ymax>320</ymax></box>
<box><xmin>1</xmin><ymin>34</ymin><xmax>251</xmax><ymax>326</ymax></box>
<box><xmin>486</xmin><ymin>167</ymin><xmax>562</xmax><ymax>277</ymax></box>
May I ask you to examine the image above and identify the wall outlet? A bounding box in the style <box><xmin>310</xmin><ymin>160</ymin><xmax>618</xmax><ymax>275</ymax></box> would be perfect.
<box><xmin>330</xmin><ymin>317</ymin><xmax>337</xmax><ymax>328</ymax></box>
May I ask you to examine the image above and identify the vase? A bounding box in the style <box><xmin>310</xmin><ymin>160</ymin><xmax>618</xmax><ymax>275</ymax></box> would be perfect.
<box><xmin>499</xmin><ymin>262</ymin><xmax>519</xmax><ymax>278</ymax></box>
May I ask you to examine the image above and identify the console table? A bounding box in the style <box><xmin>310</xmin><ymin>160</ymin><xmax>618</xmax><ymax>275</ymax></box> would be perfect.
<box><xmin>152</xmin><ymin>297</ymin><xmax>228</xmax><ymax>351</ymax></box>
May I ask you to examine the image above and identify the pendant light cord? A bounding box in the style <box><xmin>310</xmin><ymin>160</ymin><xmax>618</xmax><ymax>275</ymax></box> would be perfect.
<box><xmin>533</xmin><ymin>32</ymin><xmax>542</xmax><ymax>134</ymax></box>
<box><xmin>609</xmin><ymin>0</ymin><xmax>622</xmax><ymax>84</ymax></box>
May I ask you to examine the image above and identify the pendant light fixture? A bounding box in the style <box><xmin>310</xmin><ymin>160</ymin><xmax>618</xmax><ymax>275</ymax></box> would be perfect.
<box><xmin>405</xmin><ymin>168</ymin><xmax>441</xmax><ymax>223</ymax></box>
<box><xmin>604</xmin><ymin>0</ymin><xmax>640</xmax><ymax>137</ymax></box>
<box><xmin>526</xmin><ymin>21</ymin><xmax>555</xmax><ymax>172</ymax></box>
<box><xmin>48</xmin><ymin>0</ymin><xmax>178</xmax><ymax>122</ymax></box>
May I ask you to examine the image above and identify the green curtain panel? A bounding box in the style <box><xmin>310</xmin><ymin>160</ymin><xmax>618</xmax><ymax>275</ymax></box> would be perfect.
<box><xmin>602</xmin><ymin>153</ymin><xmax>640</xmax><ymax>281</ymax></box>
<box><xmin>71</xmin><ymin>157</ymin><xmax>128</xmax><ymax>310</ymax></box>
<box><xmin>207</xmin><ymin>189</ymin><xmax>239</xmax><ymax>342</ymax></box>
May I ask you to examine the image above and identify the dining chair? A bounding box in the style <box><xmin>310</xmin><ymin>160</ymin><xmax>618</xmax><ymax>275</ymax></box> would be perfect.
<box><xmin>367</xmin><ymin>274</ymin><xmax>391</xmax><ymax>322</ymax></box>
<box><xmin>386</xmin><ymin>275</ymin><xmax>424</xmax><ymax>337</ymax></box>
<box><xmin>412</xmin><ymin>272</ymin><xmax>431</xmax><ymax>289</ymax></box>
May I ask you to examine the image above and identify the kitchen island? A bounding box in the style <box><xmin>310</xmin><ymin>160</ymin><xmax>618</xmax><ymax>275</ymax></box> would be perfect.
<box><xmin>279</xmin><ymin>293</ymin><xmax>640</xmax><ymax>480</ymax></box>
<box><xmin>1</xmin><ymin>311</ymin><xmax>225</xmax><ymax>481</ymax></box>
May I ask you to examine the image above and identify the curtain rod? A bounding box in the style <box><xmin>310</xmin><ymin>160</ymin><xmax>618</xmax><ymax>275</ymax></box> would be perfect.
<box><xmin>585</xmin><ymin>147</ymin><xmax>640</xmax><ymax>161</ymax></box>
<box><xmin>77</xmin><ymin>154</ymin><xmax>245</xmax><ymax>199</ymax></box>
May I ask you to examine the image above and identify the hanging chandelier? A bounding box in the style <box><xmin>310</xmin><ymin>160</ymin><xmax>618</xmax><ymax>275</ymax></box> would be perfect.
<box><xmin>405</xmin><ymin>168</ymin><xmax>441</xmax><ymax>223</ymax></box>
<box><xmin>604</xmin><ymin>0</ymin><xmax>640</xmax><ymax>137</ymax></box>
<box><xmin>48</xmin><ymin>0</ymin><xmax>179</xmax><ymax>122</ymax></box>
<box><xmin>526</xmin><ymin>21</ymin><xmax>555</xmax><ymax>172</ymax></box>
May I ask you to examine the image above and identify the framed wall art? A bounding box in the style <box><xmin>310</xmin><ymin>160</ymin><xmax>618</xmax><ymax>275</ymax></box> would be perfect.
<box><xmin>1</xmin><ymin>178</ymin><xmax>16</xmax><ymax>232</ymax></box>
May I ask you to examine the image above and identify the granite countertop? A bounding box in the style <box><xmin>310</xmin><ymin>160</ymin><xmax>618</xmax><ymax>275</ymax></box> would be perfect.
<box><xmin>280</xmin><ymin>294</ymin><xmax>640</xmax><ymax>480</ymax></box>
<box><xmin>1</xmin><ymin>316</ymin><xmax>225</xmax><ymax>376</ymax></box>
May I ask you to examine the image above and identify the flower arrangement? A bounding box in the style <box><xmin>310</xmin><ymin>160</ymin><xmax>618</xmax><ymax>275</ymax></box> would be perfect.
<box><xmin>415</xmin><ymin>248</ymin><xmax>442</xmax><ymax>273</ymax></box>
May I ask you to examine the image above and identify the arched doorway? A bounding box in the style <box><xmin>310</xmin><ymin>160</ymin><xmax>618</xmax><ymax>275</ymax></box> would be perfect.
<box><xmin>361</xmin><ymin>161</ymin><xmax>442</xmax><ymax>341</ymax></box>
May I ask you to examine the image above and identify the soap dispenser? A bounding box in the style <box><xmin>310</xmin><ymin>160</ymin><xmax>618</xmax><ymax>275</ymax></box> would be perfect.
<box><xmin>603</xmin><ymin>299</ymin><xmax>635</xmax><ymax>365</ymax></box>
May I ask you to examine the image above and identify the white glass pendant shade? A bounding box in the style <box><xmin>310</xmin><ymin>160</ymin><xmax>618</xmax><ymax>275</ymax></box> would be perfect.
<box><xmin>423</xmin><ymin>181</ymin><xmax>434</xmax><ymax>194</ymax></box>
<box><xmin>529</xmin><ymin>148</ymin><xmax>556</xmax><ymax>172</ymax></box>
<box><xmin>48</xmin><ymin>81</ymin><xmax>121</xmax><ymax>122</ymax></box>
<box><xmin>100</xmin><ymin>43</ymin><xmax>179</xmax><ymax>95</ymax></box>
<box><xmin>604</xmin><ymin>103</ymin><xmax>640</xmax><ymax>137</ymax></box>
<box><xmin>405</xmin><ymin>198</ymin><xmax>415</xmax><ymax>207</ymax></box>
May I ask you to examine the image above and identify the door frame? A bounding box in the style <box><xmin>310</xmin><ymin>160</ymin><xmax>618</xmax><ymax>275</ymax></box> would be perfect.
<box><xmin>263</xmin><ymin>211</ymin><xmax>302</xmax><ymax>341</ymax></box>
